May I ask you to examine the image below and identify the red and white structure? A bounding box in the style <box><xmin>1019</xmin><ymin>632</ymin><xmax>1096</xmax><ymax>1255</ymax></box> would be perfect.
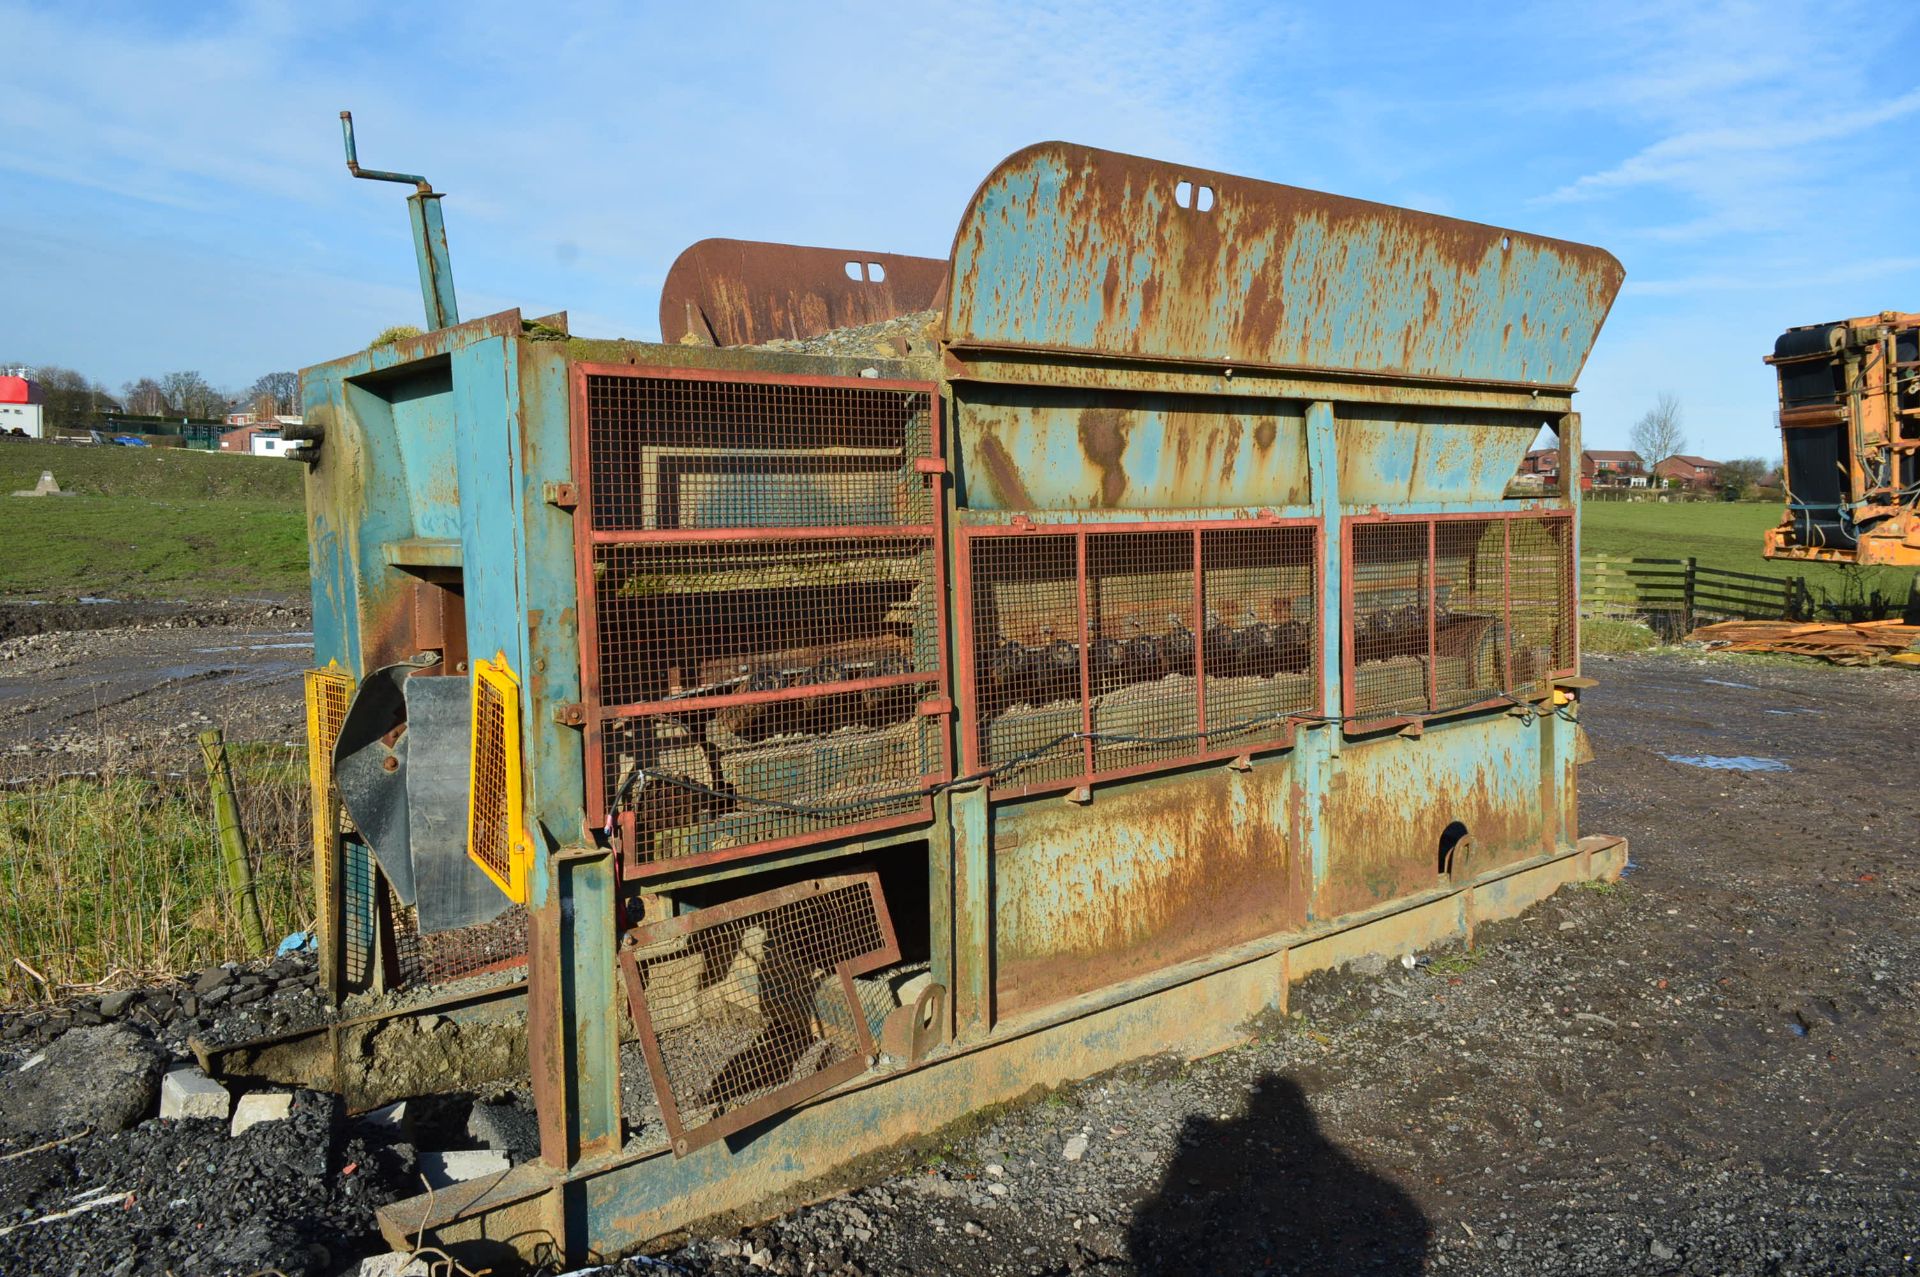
<box><xmin>0</xmin><ymin>370</ymin><xmax>44</xmax><ymax>439</ymax></box>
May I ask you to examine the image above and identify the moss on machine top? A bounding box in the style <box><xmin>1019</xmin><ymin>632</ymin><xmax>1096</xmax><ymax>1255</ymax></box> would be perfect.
<box><xmin>557</xmin><ymin>308</ymin><xmax>942</xmax><ymax>379</ymax></box>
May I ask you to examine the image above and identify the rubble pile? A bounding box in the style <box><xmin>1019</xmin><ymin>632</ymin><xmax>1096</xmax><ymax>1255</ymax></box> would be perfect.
<box><xmin>2</xmin><ymin>953</ymin><xmax>327</xmax><ymax>1056</ymax></box>
<box><xmin>0</xmin><ymin>950</ymin><xmax>538</xmax><ymax>1277</ymax></box>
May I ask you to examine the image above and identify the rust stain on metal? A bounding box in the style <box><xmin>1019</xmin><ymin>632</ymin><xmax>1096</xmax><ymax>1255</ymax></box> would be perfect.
<box><xmin>1076</xmin><ymin>407</ymin><xmax>1131</xmax><ymax>506</ymax></box>
<box><xmin>1318</xmin><ymin>734</ymin><xmax>1538</xmax><ymax>919</ymax></box>
<box><xmin>992</xmin><ymin>767</ymin><xmax>1309</xmax><ymax>1016</ymax></box>
<box><xmin>974</xmin><ymin>432</ymin><xmax>1035</xmax><ymax>507</ymax></box>
<box><xmin>659</xmin><ymin>239</ymin><xmax>948</xmax><ymax>347</ymax></box>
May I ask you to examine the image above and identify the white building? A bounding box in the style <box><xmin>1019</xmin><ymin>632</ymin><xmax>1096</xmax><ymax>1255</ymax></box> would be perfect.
<box><xmin>0</xmin><ymin>371</ymin><xmax>45</xmax><ymax>438</ymax></box>
<box><xmin>218</xmin><ymin>417</ymin><xmax>303</xmax><ymax>457</ymax></box>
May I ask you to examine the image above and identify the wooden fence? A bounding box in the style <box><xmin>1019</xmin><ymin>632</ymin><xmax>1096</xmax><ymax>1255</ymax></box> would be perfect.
<box><xmin>1581</xmin><ymin>555</ymin><xmax>1811</xmax><ymax>628</ymax></box>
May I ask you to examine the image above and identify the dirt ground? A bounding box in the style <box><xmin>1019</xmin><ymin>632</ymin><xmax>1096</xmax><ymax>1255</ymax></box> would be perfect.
<box><xmin>2</xmin><ymin>620</ymin><xmax>1917</xmax><ymax>1274</ymax></box>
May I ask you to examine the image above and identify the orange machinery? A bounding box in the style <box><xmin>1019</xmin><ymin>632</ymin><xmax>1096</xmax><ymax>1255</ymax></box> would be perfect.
<box><xmin>1764</xmin><ymin>311</ymin><xmax>1920</xmax><ymax>565</ymax></box>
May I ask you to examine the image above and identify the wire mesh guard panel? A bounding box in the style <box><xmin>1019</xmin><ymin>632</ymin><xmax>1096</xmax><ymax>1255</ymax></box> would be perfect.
<box><xmin>1507</xmin><ymin>516</ymin><xmax>1575</xmax><ymax>693</ymax></box>
<box><xmin>620</xmin><ymin>874</ymin><xmax>899</xmax><ymax>1156</ymax></box>
<box><xmin>466</xmin><ymin>672</ymin><xmax>514</xmax><ymax>891</ymax></box>
<box><xmin>582</xmin><ymin>376</ymin><xmax>934</xmax><ymax>532</ymax></box>
<box><xmin>303</xmin><ymin>667</ymin><xmax>354</xmax><ymax>961</ymax></box>
<box><xmin>1198</xmin><ymin>527</ymin><xmax>1318</xmax><ymax>750</ymax></box>
<box><xmin>595</xmin><ymin>536</ymin><xmax>944</xmax><ymax>865</ymax></box>
<box><xmin>1349</xmin><ymin>521</ymin><xmax>1431</xmax><ymax>720</ymax></box>
<box><xmin>391</xmin><ymin>898</ymin><xmax>529</xmax><ymax>987</ymax></box>
<box><xmin>1433</xmin><ymin>520</ymin><xmax>1510</xmax><ymax>709</ymax></box>
<box><xmin>1347</xmin><ymin>515</ymin><xmax>1573</xmax><ymax>723</ymax></box>
<box><xmin>303</xmin><ymin>667</ymin><xmax>353</xmax><ymax>822</ymax></box>
<box><xmin>341</xmin><ymin>839</ymin><xmax>377</xmax><ymax>988</ymax></box>
<box><xmin>967</xmin><ymin>534</ymin><xmax>1085</xmax><ymax>788</ymax></box>
<box><xmin>581</xmin><ymin>372</ymin><xmax>945</xmax><ymax>871</ymax></box>
<box><xmin>967</xmin><ymin>525</ymin><xmax>1318</xmax><ymax>791</ymax></box>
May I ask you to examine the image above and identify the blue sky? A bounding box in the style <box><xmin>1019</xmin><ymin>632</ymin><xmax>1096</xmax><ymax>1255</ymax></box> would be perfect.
<box><xmin>2</xmin><ymin>0</ymin><xmax>1916</xmax><ymax>459</ymax></box>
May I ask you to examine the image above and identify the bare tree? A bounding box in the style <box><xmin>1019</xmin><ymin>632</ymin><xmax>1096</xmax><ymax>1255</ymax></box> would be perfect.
<box><xmin>156</xmin><ymin>370</ymin><xmax>227</xmax><ymax>420</ymax></box>
<box><xmin>1630</xmin><ymin>393</ymin><xmax>1686</xmax><ymax>469</ymax></box>
<box><xmin>247</xmin><ymin>370</ymin><xmax>299</xmax><ymax>418</ymax></box>
<box><xmin>123</xmin><ymin>376</ymin><xmax>169</xmax><ymax>416</ymax></box>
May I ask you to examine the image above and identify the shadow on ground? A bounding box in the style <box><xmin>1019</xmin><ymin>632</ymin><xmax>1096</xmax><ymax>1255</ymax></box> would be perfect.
<box><xmin>1128</xmin><ymin>1073</ymin><xmax>1428</xmax><ymax>1275</ymax></box>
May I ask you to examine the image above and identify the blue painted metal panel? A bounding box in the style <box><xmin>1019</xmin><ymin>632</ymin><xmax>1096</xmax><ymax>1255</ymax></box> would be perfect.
<box><xmin>954</xmin><ymin>384</ymin><xmax>1308</xmax><ymax>511</ymax></box>
<box><xmin>1322</xmin><ymin>713</ymin><xmax>1549</xmax><ymax>917</ymax></box>
<box><xmin>991</xmin><ymin>762</ymin><xmax>1306</xmax><ymax>1016</ymax></box>
<box><xmin>1337</xmin><ymin>409</ymin><xmax>1543</xmax><ymax>506</ymax></box>
<box><xmin>947</xmin><ymin>143</ymin><xmax>1623</xmax><ymax>387</ymax></box>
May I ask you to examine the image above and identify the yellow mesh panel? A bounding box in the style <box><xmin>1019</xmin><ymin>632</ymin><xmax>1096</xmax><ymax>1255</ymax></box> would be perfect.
<box><xmin>469</xmin><ymin>655</ymin><xmax>532</xmax><ymax>903</ymax></box>
<box><xmin>303</xmin><ymin>665</ymin><xmax>355</xmax><ymax>965</ymax></box>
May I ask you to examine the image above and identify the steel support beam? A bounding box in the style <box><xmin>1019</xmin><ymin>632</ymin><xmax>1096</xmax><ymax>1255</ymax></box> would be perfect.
<box><xmin>530</xmin><ymin>847</ymin><xmax>622</xmax><ymax>1170</ymax></box>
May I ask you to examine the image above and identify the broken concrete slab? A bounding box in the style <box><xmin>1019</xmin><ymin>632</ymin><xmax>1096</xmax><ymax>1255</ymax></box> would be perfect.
<box><xmin>0</xmin><ymin>1023</ymin><xmax>166</xmax><ymax>1137</ymax></box>
<box><xmin>159</xmin><ymin>1064</ymin><xmax>230</xmax><ymax>1122</ymax></box>
<box><xmin>417</xmin><ymin>1148</ymin><xmax>510</xmax><ymax>1189</ymax></box>
<box><xmin>356</xmin><ymin>1099</ymin><xmax>410</xmax><ymax>1137</ymax></box>
<box><xmin>356</xmin><ymin>1252</ymin><xmax>431</xmax><ymax>1277</ymax></box>
<box><xmin>231</xmin><ymin>1090</ymin><xmax>295</xmax><ymax>1136</ymax></box>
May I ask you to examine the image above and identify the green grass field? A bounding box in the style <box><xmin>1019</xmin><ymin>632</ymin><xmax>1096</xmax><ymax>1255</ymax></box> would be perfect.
<box><xmin>0</xmin><ymin>440</ymin><xmax>307</xmax><ymax>600</ymax></box>
<box><xmin>1580</xmin><ymin>499</ymin><xmax>1915</xmax><ymax>614</ymax></box>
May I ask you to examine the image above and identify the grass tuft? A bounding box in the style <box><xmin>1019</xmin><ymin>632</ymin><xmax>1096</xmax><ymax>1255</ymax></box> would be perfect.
<box><xmin>1582</xmin><ymin>618</ymin><xmax>1661</xmax><ymax>653</ymax></box>
<box><xmin>1427</xmin><ymin>948</ymin><xmax>1483</xmax><ymax>977</ymax></box>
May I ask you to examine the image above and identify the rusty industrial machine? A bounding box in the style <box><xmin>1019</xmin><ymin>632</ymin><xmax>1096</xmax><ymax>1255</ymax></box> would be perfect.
<box><xmin>290</xmin><ymin>114</ymin><xmax>1626</xmax><ymax>1263</ymax></box>
<box><xmin>1764</xmin><ymin>311</ymin><xmax>1920</xmax><ymax>565</ymax></box>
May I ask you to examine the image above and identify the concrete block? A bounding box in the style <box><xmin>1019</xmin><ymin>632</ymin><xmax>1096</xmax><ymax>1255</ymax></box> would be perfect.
<box><xmin>159</xmin><ymin>1066</ymin><xmax>228</xmax><ymax>1121</ymax></box>
<box><xmin>356</xmin><ymin>1099</ymin><xmax>410</xmax><ymax>1137</ymax></box>
<box><xmin>230</xmin><ymin>1090</ymin><xmax>295</xmax><ymax>1136</ymax></box>
<box><xmin>418</xmin><ymin>1148</ymin><xmax>511</xmax><ymax>1188</ymax></box>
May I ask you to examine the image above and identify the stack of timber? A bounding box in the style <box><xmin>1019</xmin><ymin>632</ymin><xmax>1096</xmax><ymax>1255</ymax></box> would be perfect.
<box><xmin>1686</xmin><ymin>619</ymin><xmax>1920</xmax><ymax>667</ymax></box>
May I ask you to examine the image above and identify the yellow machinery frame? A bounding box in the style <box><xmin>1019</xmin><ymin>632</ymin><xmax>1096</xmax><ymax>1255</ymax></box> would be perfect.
<box><xmin>468</xmin><ymin>654</ymin><xmax>534</xmax><ymax>903</ymax></box>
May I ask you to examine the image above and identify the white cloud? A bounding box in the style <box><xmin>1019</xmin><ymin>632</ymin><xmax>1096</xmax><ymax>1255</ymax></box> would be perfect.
<box><xmin>1542</xmin><ymin>87</ymin><xmax>1920</xmax><ymax>206</ymax></box>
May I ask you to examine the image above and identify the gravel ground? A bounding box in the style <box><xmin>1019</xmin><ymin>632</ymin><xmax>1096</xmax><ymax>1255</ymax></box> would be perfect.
<box><xmin>2</xmin><ymin>649</ymin><xmax>1916</xmax><ymax>1275</ymax></box>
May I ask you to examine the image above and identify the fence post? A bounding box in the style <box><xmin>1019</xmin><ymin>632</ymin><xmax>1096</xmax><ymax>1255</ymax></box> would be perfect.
<box><xmin>1683</xmin><ymin>557</ymin><xmax>1696</xmax><ymax>631</ymax></box>
<box><xmin>199</xmin><ymin>727</ymin><xmax>268</xmax><ymax>959</ymax></box>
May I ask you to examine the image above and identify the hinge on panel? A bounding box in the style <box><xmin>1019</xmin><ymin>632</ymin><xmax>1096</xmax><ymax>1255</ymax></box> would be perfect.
<box><xmin>913</xmin><ymin>457</ymin><xmax>947</xmax><ymax>475</ymax></box>
<box><xmin>544</xmin><ymin>481</ymin><xmax>579</xmax><ymax>509</ymax></box>
<box><xmin>1228</xmin><ymin>753</ymin><xmax>1253</xmax><ymax>772</ymax></box>
<box><xmin>552</xmin><ymin>702</ymin><xmax>587</xmax><ymax>727</ymax></box>
<box><xmin>917</xmin><ymin>696</ymin><xmax>953</xmax><ymax>716</ymax></box>
<box><xmin>1064</xmin><ymin>785</ymin><xmax>1092</xmax><ymax>806</ymax></box>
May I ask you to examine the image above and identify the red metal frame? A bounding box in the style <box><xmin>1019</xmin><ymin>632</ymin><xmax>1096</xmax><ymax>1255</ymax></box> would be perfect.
<box><xmin>956</xmin><ymin>516</ymin><xmax>1324</xmax><ymax>800</ymax></box>
<box><xmin>619</xmin><ymin>872</ymin><xmax>901</xmax><ymax>1157</ymax></box>
<box><xmin>570</xmin><ymin>363</ymin><xmax>951</xmax><ymax>880</ymax></box>
<box><xmin>1340</xmin><ymin>509</ymin><xmax>1575</xmax><ymax>734</ymax></box>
